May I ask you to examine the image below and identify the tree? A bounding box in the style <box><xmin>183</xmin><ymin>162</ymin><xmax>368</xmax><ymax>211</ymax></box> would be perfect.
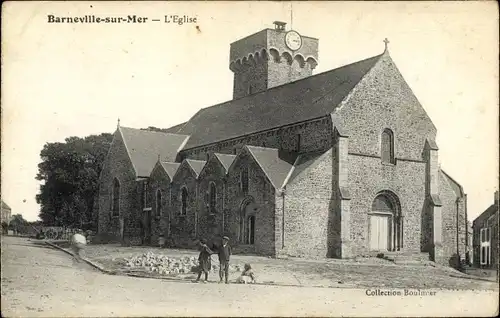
<box><xmin>141</xmin><ymin>126</ymin><xmax>171</xmax><ymax>133</ymax></box>
<box><xmin>2</xmin><ymin>221</ymin><xmax>8</xmax><ymax>234</ymax></box>
<box><xmin>8</xmin><ymin>214</ymin><xmax>28</xmax><ymax>234</ymax></box>
<box><xmin>35</xmin><ymin>133</ymin><xmax>113</xmax><ymax>230</ymax></box>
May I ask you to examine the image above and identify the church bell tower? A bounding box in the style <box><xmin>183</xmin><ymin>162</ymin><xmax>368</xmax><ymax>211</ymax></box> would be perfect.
<box><xmin>229</xmin><ymin>21</ymin><xmax>319</xmax><ymax>100</ymax></box>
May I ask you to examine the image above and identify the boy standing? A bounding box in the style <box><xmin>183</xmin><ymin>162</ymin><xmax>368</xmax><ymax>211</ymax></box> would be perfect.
<box><xmin>218</xmin><ymin>236</ymin><xmax>231</xmax><ymax>284</ymax></box>
<box><xmin>195</xmin><ymin>239</ymin><xmax>214</xmax><ymax>283</ymax></box>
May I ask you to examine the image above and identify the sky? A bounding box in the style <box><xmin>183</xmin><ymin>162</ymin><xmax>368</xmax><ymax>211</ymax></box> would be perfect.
<box><xmin>1</xmin><ymin>1</ymin><xmax>498</xmax><ymax>222</ymax></box>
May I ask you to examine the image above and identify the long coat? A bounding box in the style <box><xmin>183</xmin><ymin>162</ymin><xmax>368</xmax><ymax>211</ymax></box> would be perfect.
<box><xmin>198</xmin><ymin>245</ymin><xmax>213</xmax><ymax>273</ymax></box>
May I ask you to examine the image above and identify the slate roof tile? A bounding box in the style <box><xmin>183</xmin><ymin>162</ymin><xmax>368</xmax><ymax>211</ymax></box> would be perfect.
<box><xmin>119</xmin><ymin>126</ymin><xmax>189</xmax><ymax>177</ymax></box>
<box><xmin>185</xmin><ymin>159</ymin><xmax>207</xmax><ymax>178</ymax></box>
<box><xmin>160</xmin><ymin>162</ymin><xmax>181</xmax><ymax>180</ymax></box>
<box><xmin>178</xmin><ymin>54</ymin><xmax>382</xmax><ymax>149</ymax></box>
<box><xmin>245</xmin><ymin>146</ymin><xmax>297</xmax><ymax>189</ymax></box>
<box><xmin>214</xmin><ymin>153</ymin><xmax>237</xmax><ymax>173</ymax></box>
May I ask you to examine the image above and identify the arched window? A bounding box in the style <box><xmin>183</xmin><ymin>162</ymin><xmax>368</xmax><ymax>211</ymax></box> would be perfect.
<box><xmin>246</xmin><ymin>215</ymin><xmax>255</xmax><ymax>244</ymax></box>
<box><xmin>372</xmin><ymin>194</ymin><xmax>394</xmax><ymax>212</ymax></box>
<box><xmin>381</xmin><ymin>129</ymin><xmax>395</xmax><ymax>164</ymax></box>
<box><xmin>156</xmin><ymin>189</ymin><xmax>162</xmax><ymax>217</ymax></box>
<box><xmin>180</xmin><ymin>187</ymin><xmax>188</xmax><ymax>216</ymax></box>
<box><xmin>240</xmin><ymin>167</ymin><xmax>249</xmax><ymax>194</ymax></box>
<box><xmin>296</xmin><ymin>134</ymin><xmax>301</xmax><ymax>152</ymax></box>
<box><xmin>112</xmin><ymin>178</ymin><xmax>120</xmax><ymax>216</ymax></box>
<box><xmin>209</xmin><ymin>182</ymin><xmax>217</xmax><ymax>214</ymax></box>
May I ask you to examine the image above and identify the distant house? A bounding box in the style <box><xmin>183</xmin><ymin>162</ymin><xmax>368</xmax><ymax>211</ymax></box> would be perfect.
<box><xmin>472</xmin><ymin>191</ymin><xmax>499</xmax><ymax>268</ymax></box>
<box><xmin>1</xmin><ymin>200</ymin><xmax>12</xmax><ymax>224</ymax></box>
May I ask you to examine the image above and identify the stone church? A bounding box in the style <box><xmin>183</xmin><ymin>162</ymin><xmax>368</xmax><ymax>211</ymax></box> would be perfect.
<box><xmin>98</xmin><ymin>22</ymin><xmax>468</xmax><ymax>266</ymax></box>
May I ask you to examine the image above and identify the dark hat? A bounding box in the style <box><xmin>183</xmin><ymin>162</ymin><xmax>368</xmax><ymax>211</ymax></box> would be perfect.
<box><xmin>200</xmin><ymin>239</ymin><xmax>207</xmax><ymax>244</ymax></box>
<box><xmin>222</xmin><ymin>236</ymin><xmax>229</xmax><ymax>241</ymax></box>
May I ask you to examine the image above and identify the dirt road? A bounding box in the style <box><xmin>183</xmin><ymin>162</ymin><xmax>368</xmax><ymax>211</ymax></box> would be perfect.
<box><xmin>1</xmin><ymin>236</ymin><xmax>497</xmax><ymax>317</ymax></box>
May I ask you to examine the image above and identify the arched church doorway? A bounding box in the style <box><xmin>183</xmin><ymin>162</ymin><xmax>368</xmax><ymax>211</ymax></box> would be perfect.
<box><xmin>369</xmin><ymin>191</ymin><xmax>402</xmax><ymax>252</ymax></box>
<box><xmin>240</xmin><ymin>198</ymin><xmax>257</xmax><ymax>245</ymax></box>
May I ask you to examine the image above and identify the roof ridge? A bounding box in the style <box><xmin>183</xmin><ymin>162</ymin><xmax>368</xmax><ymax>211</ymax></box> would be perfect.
<box><xmin>186</xmin><ymin>159</ymin><xmax>207</xmax><ymax>163</ymax></box>
<box><xmin>245</xmin><ymin>148</ymin><xmax>280</xmax><ymax>189</ymax></box>
<box><xmin>117</xmin><ymin>126</ymin><xmax>139</xmax><ymax>177</ymax></box>
<box><xmin>440</xmin><ymin>168</ymin><xmax>464</xmax><ymax>196</ymax></box>
<box><xmin>244</xmin><ymin>145</ymin><xmax>296</xmax><ymax>189</ymax></box>
<box><xmin>121</xmin><ymin>125</ymin><xmax>189</xmax><ymax>137</ymax></box>
<box><xmin>246</xmin><ymin>145</ymin><xmax>279</xmax><ymax>151</ymax></box>
<box><xmin>214</xmin><ymin>152</ymin><xmax>236</xmax><ymax>157</ymax></box>
<box><xmin>332</xmin><ymin>53</ymin><xmax>385</xmax><ymax>113</ymax></box>
<box><xmin>282</xmin><ymin>155</ymin><xmax>301</xmax><ymax>188</ymax></box>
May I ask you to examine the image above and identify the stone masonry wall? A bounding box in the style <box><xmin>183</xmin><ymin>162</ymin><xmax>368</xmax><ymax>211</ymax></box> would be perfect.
<box><xmin>439</xmin><ymin>173</ymin><xmax>466</xmax><ymax>267</ymax></box>
<box><xmin>170</xmin><ymin>163</ymin><xmax>199</xmax><ymax>248</ymax></box>
<box><xmin>335</xmin><ymin>53</ymin><xmax>437</xmax><ymax>161</ymax></box>
<box><xmin>267</xmin><ymin>56</ymin><xmax>313</xmax><ymax>90</ymax></box>
<box><xmin>180</xmin><ymin>117</ymin><xmax>332</xmax><ymax>161</ymax></box>
<box><xmin>347</xmin><ymin>155</ymin><xmax>426</xmax><ymax>255</ymax></box>
<box><xmin>98</xmin><ymin>129</ymin><xmax>141</xmax><ymax>244</ymax></box>
<box><xmin>279</xmin><ymin>149</ymin><xmax>333</xmax><ymax>258</ymax></box>
<box><xmin>224</xmin><ymin>150</ymin><xmax>276</xmax><ymax>256</ymax></box>
<box><xmin>233</xmin><ymin>60</ymin><xmax>268</xmax><ymax>99</ymax></box>
<box><xmin>334</xmin><ymin>53</ymin><xmax>437</xmax><ymax>256</ymax></box>
<box><xmin>196</xmin><ymin>156</ymin><xmax>227</xmax><ymax>242</ymax></box>
<box><xmin>147</xmin><ymin>164</ymin><xmax>172</xmax><ymax>246</ymax></box>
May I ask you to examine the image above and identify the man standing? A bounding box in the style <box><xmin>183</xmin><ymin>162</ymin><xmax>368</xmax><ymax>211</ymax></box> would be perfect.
<box><xmin>218</xmin><ymin>236</ymin><xmax>231</xmax><ymax>284</ymax></box>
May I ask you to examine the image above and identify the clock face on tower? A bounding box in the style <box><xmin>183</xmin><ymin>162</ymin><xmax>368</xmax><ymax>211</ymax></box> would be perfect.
<box><xmin>285</xmin><ymin>30</ymin><xmax>302</xmax><ymax>51</ymax></box>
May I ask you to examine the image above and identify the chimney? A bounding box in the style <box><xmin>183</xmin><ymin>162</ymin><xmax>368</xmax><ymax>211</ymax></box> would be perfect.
<box><xmin>495</xmin><ymin>190</ymin><xmax>499</xmax><ymax>205</ymax></box>
<box><xmin>273</xmin><ymin>21</ymin><xmax>287</xmax><ymax>31</ymax></box>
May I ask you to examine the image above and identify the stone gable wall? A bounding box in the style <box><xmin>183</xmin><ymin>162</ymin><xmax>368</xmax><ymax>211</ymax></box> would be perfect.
<box><xmin>147</xmin><ymin>164</ymin><xmax>172</xmax><ymax>246</ymax></box>
<box><xmin>334</xmin><ymin>54</ymin><xmax>437</xmax><ymax>256</ymax></box>
<box><xmin>169</xmin><ymin>163</ymin><xmax>199</xmax><ymax>248</ymax></box>
<box><xmin>224</xmin><ymin>151</ymin><xmax>276</xmax><ymax>256</ymax></box>
<box><xmin>98</xmin><ymin>130</ymin><xmax>141</xmax><ymax>244</ymax></box>
<box><xmin>335</xmin><ymin>54</ymin><xmax>437</xmax><ymax>161</ymax></box>
<box><xmin>278</xmin><ymin>149</ymin><xmax>333</xmax><ymax>258</ymax></box>
<box><xmin>196</xmin><ymin>157</ymin><xmax>227</xmax><ymax>242</ymax></box>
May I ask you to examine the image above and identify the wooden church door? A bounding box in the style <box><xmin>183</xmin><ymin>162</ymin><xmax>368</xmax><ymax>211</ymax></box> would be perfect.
<box><xmin>369</xmin><ymin>214</ymin><xmax>390</xmax><ymax>251</ymax></box>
